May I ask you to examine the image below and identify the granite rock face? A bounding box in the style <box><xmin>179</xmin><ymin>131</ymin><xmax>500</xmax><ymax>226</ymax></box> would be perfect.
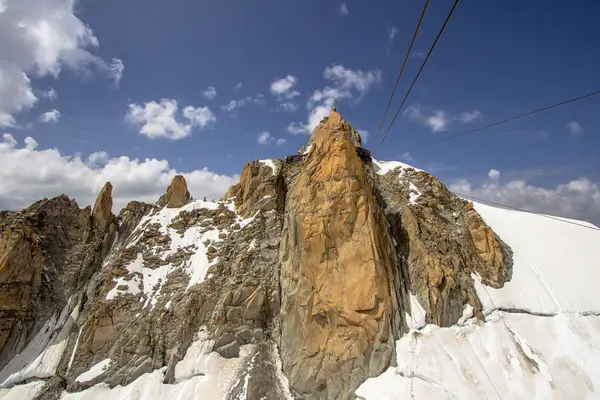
<box><xmin>279</xmin><ymin>111</ymin><xmax>404</xmax><ymax>399</ymax></box>
<box><xmin>158</xmin><ymin>175</ymin><xmax>191</xmax><ymax>208</ymax></box>
<box><xmin>0</xmin><ymin>187</ymin><xmax>117</xmax><ymax>374</ymax></box>
<box><xmin>0</xmin><ymin>110</ymin><xmax>512</xmax><ymax>400</ymax></box>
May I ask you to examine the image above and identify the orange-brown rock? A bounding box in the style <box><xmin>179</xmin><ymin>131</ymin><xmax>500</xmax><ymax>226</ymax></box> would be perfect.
<box><xmin>159</xmin><ymin>175</ymin><xmax>191</xmax><ymax>208</ymax></box>
<box><xmin>92</xmin><ymin>182</ymin><xmax>114</xmax><ymax>231</ymax></box>
<box><xmin>225</xmin><ymin>160</ymin><xmax>280</xmax><ymax>216</ymax></box>
<box><xmin>466</xmin><ymin>215</ymin><xmax>510</xmax><ymax>286</ymax></box>
<box><xmin>279</xmin><ymin>111</ymin><xmax>403</xmax><ymax>399</ymax></box>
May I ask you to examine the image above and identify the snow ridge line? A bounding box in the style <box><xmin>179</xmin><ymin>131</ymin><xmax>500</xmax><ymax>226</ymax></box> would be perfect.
<box><xmin>489</xmin><ymin>308</ymin><xmax>600</xmax><ymax>318</ymax></box>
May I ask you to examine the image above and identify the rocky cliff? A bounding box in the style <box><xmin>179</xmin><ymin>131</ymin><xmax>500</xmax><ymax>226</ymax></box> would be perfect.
<box><xmin>0</xmin><ymin>110</ymin><xmax>513</xmax><ymax>399</ymax></box>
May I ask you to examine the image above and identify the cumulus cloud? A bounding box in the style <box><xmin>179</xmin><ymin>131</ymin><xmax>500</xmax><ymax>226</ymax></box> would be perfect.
<box><xmin>270</xmin><ymin>75</ymin><xmax>300</xmax><ymax>112</ymax></box>
<box><xmin>126</xmin><ymin>99</ymin><xmax>216</xmax><ymax>140</ymax></box>
<box><xmin>399</xmin><ymin>152</ymin><xmax>414</xmax><ymax>163</ymax></box>
<box><xmin>405</xmin><ymin>103</ymin><xmax>482</xmax><ymax>132</ymax></box>
<box><xmin>234</xmin><ymin>82</ymin><xmax>243</xmax><ymax>90</ymax></box>
<box><xmin>404</xmin><ymin>104</ymin><xmax>449</xmax><ymax>132</ymax></box>
<box><xmin>40</xmin><ymin>87</ymin><xmax>57</xmax><ymax>101</ymax></box>
<box><xmin>256</xmin><ymin>131</ymin><xmax>286</xmax><ymax>146</ymax></box>
<box><xmin>0</xmin><ymin>134</ymin><xmax>239</xmax><ymax>213</ymax></box>
<box><xmin>288</xmin><ymin>65</ymin><xmax>381</xmax><ymax>134</ymax></box>
<box><xmin>221</xmin><ymin>94</ymin><xmax>264</xmax><ymax>114</ymax></box>
<box><xmin>567</xmin><ymin>121</ymin><xmax>584</xmax><ymax>137</ymax></box>
<box><xmin>449</xmin><ymin>169</ymin><xmax>600</xmax><ymax>226</ymax></box>
<box><xmin>270</xmin><ymin>75</ymin><xmax>299</xmax><ymax>98</ymax></box>
<box><xmin>340</xmin><ymin>3</ymin><xmax>349</xmax><ymax>15</ymax></box>
<box><xmin>457</xmin><ymin>110</ymin><xmax>482</xmax><ymax>123</ymax></box>
<box><xmin>39</xmin><ymin>109</ymin><xmax>61</xmax><ymax>123</ymax></box>
<box><xmin>203</xmin><ymin>86</ymin><xmax>217</xmax><ymax>100</ymax></box>
<box><xmin>387</xmin><ymin>26</ymin><xmax>399</xmax><ymax>41</ymax></box>
<box><xmin>0</xmin><ymin>0</ymin><xmax>123</xmax><ymax>126</ymax></box>
<box><xmin>410</xmin><ymin>51</ymin><xmax>425</xmax><ymax>59</ymax></box>
<box><xmin>110</xmin><ymin>58</ymin><xmax>124</xmax><ymax>85</ymax></box>
<box><xmin>357</xmin><ymin>129</ymin><xmax>370</xmax><ymax>143</ymax></box>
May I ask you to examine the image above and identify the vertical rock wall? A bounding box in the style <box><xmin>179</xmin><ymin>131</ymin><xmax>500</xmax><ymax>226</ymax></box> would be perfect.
<box><xmin>279</xmin><ymin>111</ymin><xmax>405</xmax><ymax>399</ymax></box>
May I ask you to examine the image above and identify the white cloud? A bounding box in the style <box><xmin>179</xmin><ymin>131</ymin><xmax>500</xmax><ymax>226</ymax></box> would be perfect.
<box><xmin>322</xmin><ymin>65</ymin><xmax>381</xmax><ymax>100</ymax></box>
<box><xmin>271</xmin><ymin>75</ymin><xmax>300</xmax><ymax>112</ymax></box>
<box><xmin>340</xmin><ymin>3</ymin><xmax>349</xmax><ymax>16</ymax></box>
<box><xmin>203</xmin><ymin>86</ymin><xmax>217</xmax><ymax>100</ymax></box>
<box><xmin>110</xmin><ymin>58</ymin><xmax>124</xmax><ymax>85</ymax></box>
<box><xmin>126</xmin><ymin>99</ymin><xmax>215</xmax><ymax>140</ymax></box>
<box><xmin>404</xmin><ymin>103</ymin><xmax>449</xmax><ymax>132</ymax></box>
<box><xmin>387</xmin><ymin>26</ymin><xmax>399</xmax><ymax>41</ymax></box>
<box><xmin>399</xmin><ymin>152</ymin><xmax>414</xmax><ymax>163</ymax></box>
<box><xmin>567</xmin><ymin>121</ymin><xmax>584</xmax><ymax>137</ymax></box>
<box><xmin>221</xmin><ymin>94</ymin><xmax>264</xmax><ymax>114</ymax></box>
<box><xmin>0</xmin><ymin>0</ymin><xmax>123</xmax><ymax>126</ymax></box>
<box><xmin>270</xmin><ymin>75</ymin><xmax>300</xmax><ymax>99</ymax></box>
<box><xmin>289</xmin><ymin>65</ymin><xmax>381</xmax><ymax>134</ymax></box>
<box><xmin>87</xmin><ymin>151</ymin><xmax>109</xmax><ymax>168</ymax></box>
<box><xmin>0</xmin><ymin>134</ymin><xmax>239</xmax><ymax>213</ymax></box>
<box><xmin>257</xmin><ymin>131</ymin><xmax>273</xmax><ymax>145</ymax></box>
<box><xmin>357</xmin><ymin>129</ymin><xmax>370</xmax><ymax>143</ymax></box>
<box><xmin>40</xmin><ymin>87</ymin><xmax>57</xmax><ymax>101</ymax></box>
<box><xmin>256</xmin><ymin>131</ymin><xmax>286</xmax><ymax>146</ymax></box>
<box><xmin>410</xmin><ymin>51</ymin><xmax>425</xmax><ymax>59</ymax></box>
<box><xmin>450</xmin><ymin>169</ymin><xmax>600</xmax><ymax>226</ymax></box>
<box><xmin>457</xmin><ymin>110</ymin><xmax>482</xmax><ymax>123</ymax></box>
<box><xmin>280</xmin><ymin>102</ymin><xmax>299</xmax><ymax>112</ymax></box>
<box><xmin>287</xmin><ymin>122</ymin><xmax>307</xmax><ymax>135</ymax></box>
<box><xmin>234</xmin><ymin>82</ymin><xmax>243</xmax><ymax>90</ymax></box>
<box><xmin>405</xmin><ymin>104</ymin><xmax>482</xmax><ymax>132</ymax></box>
<box><xmin>39</xmin><ymin>109</ymin><xmax>61</xmax><ymax>123</ymax></box>
<box><xmin>182</xmin><ymin>105</ymin><xmax>216</xmax><ymax>127</ymax></box>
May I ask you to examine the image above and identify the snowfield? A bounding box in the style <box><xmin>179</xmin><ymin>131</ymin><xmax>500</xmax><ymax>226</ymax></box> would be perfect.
<box><xmin>356</xmin><ymin>196</ymin><xmax>600</xmax><ymax>399</ymax></box>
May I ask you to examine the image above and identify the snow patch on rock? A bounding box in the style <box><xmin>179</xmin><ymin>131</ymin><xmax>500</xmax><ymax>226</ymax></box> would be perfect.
<box><xmin>75</xmin><ymin>359</ymin><xmax>111</xmax><ymax>383</ymax></box>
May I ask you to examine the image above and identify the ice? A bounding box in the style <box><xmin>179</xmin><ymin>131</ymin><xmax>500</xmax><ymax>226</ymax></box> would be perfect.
<box><xmin>357</xmin><ymin>191</ymin><xmax>600</xmax><ymax>399</ymax></box>
<box><xmin>0</xmin><ymin>296</ymin><xmax>80</xmax><ymax>387</ymax></box>
<box><xmin>302</xmin><ymin>145</ymin><xmax>312</xmax><ymax>155</ymax></box>
<box><xmin>406</xmin><ymin>294</ymin><xmax>427</xmax><ymax>331</ymax></box>
<box><xmin>0</xmin><ymin>381</ymin><xmax>45</xmax><ymax>399</ymax></box>
<box><xmin>372</xmin><ymin>158</ymin><xmax>422</xmax><ymax>175</ymax></box>
<box><xmin>470</xmin><ymin>201</ymin><xmax>600</xmax><ymax>314</ymax></box>
<box><xmin>408</xmin><ymin>182</ymin><xmax>421</xmax><ymax>204</ymax></box>
<box><xmin>75</xmin><ymin>359</ymin><xmax>110</xmax><ymax>383</ymax></box>
<box><xmin>105</xmin><ymin>253</ymin><xmax>143</xmax><ymax>300</ymax></box>
<box><xmin>357</xmin><ymin>311</ymin><xmax>600</xmax><ymax>399</ymax></box>
<box><xmin>61</xmin><ymin>328</ymin><xmax>253</xmax><ymax>400</ymax></box>
<box><xmin>259</xmin><ymin>159</ymin><xmax>279</xmax><ymax>176</ymax></box>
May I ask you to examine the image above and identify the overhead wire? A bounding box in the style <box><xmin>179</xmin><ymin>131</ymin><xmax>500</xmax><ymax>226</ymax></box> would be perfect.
<box><xmin>375</xmin><ymin>0</ymin><xmax>431</xmax><ymax>140</ymax></box>
<box><xmin>409</xmin><ymin>89</ymin><xmax>600</xmax><ymax>150</ymax></box>
<box><xmin>456</xmin><ymin>193</ymin><xmax>600</xmax><ymax>232</ymax></box>
<box><xmin>379</xmin><ymin>0</ymin><xmax>461</xmax><ymax>146</ymax></box>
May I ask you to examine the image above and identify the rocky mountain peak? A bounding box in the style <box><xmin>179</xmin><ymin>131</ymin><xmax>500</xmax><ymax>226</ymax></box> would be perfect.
<box><xmin>158</xmin><ymin>175</ymin><xmax>191</xmax><ymax>208</ymax></box>
<box><xmin>0</xmin><ymin>109</ymin><xmax>530</xmax><ymax>400</ymax></box>
<box><xmin>305</xmin><ymin>110</ymin><xmax>363</xmax><ymax>151</ymax></box>
<box><xmin>92</xmin><ymin>182</ymin><xmax>114</xmax><ymax>232</ymax></box>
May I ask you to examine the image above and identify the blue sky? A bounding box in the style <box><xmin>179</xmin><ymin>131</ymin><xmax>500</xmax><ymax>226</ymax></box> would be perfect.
<box><xmin>1</xmin><ymin>0</ymin><xmax>599</xmax><ymax>224</ymax></box>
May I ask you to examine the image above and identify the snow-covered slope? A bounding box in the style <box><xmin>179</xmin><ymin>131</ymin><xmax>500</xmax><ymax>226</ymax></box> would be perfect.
<box><xmin>357</xmin><ymin>198</ymin><xmax>600</xmax><ymax>400</ymax></box>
